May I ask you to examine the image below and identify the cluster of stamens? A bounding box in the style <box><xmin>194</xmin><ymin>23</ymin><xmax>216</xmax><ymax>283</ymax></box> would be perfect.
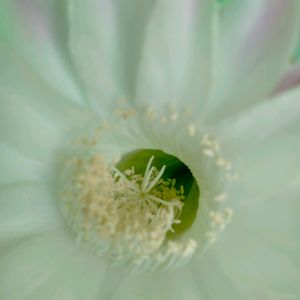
<box><xmin>59</xmin><ymin>99</ymin><xmax>238</xmax><ymax>268</ymax></box>
<box><xmin>61</xmin><ymin>155</ymin><xmax>197</xmax><ymax>268</ymax></box>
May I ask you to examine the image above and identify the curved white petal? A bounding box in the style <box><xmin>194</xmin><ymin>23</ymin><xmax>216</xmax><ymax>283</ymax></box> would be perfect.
<box><xmin>218</xmin><ymin>87</ymin><xmax>300</xmax><ymax>141</ymax></box>
<box><xmin>0</xmin><ymin>184</ymin><xmax>62</xmax><ymax>243</ymax></box>
<box><xmin>134</xmin><ymin>0</ymin><xmax>215</xmax><ymax>110</ymax></box>
<box><xmin>3</xmin><ymin>47</ymin><xmax>91</xmax><ymax>114</ymax></box>
<box><xmin>68</xmin><ymin>0</ymin><xmax>158</xmax><ymax>115</ymax></box>
<box><xmin>0</xmin><ymin>66</ymin><xmax>93</xmax><ymax>162</ymax></box>
<box><xmin>216</xmin><ymin>87</ymin><xmax>300</xmax><ymax>199</ymax></box>
<box><xmin>0</xmin><ymin>1</ymin><xmax>85</xmax><ymax>105</ymax></box>
<box><xmin>214</xmin><ymin>187</ymin><xmax>300</xmax><ymax>299</ymax></box>
<box><xmin>108</xmin><ymin>252</ymin><xmax>243</xmax><ymax>300</ymax></box>
<box><xmin>205</xmin><ymin>0</ymin><xmax>299</xmax><ymax>123</ymax></box>
<box><xmin>0</xmin><ymin>97</ymin><xmax>62</xmax><ymax>162</ymax></box>
<box><xmin>0</xmin><ymin>143</ymin><xmax>49</xmax><ymax>187</ymax></box>
<box><xmin>0</xmin><ymin>230</ymin><xmax>109</xmax><ymax>300</ymax></box>
<box><xmin>272</xmin><ymin>62</ymin><xmax>300</xmax><ymax>95</ymax></box>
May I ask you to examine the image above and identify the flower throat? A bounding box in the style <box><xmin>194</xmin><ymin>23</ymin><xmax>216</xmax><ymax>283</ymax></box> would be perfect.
<box><xmin>60</xmin><ymin>149</ymin><xmax>200</xmax><ymax>269</ymax></box>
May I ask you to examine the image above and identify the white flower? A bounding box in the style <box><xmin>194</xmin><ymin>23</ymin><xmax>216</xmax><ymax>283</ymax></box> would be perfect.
<box><xmin>0</xmin><ymin>1</ymin><xmax>300</xmax><ymax>299</ymax></box>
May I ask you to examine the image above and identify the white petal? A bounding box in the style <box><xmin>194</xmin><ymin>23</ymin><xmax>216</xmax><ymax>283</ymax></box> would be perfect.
<box><xmin>217</xmin><ymin>87</ymin><xmax>300</xmax><ymax>198</ymax></box>
<box><xmin>68</xmin><ymin>0</ymin><xmax>157</xmax><ymax>115</ymax></box>
<box><xmin>0</xmin><ymin>143</ymin><xmax>49</xmax><ymax>187</ymax></box>
<box><xmin>237</xmin><ymin>134</ymin><xmax>299</xmax><ymax>199</ymax></box>
<box><xmin>0</xmin><ymin>184</ymin><xmax>62</xmax><ymax>243</ymax></box>
<box><xmin>205</xmin><ymin>0</ymin><xmax>299</xmax><ymax>122</ymax></box>
<box><xmin>0</xmin><ymin>77</ymin><xmax>92</xmax><ymax>163</ymax></box>
<box><xmin>219</xmin><ymin>87</ymin><xmax>300</xmax><ymax>140</ymax></box>
<box><xmin>0</xmin><ymin>96</ymin><xmax>63</xmax><ymax>162</ymax></box>
<box><xmin>1</xmin><ymin>46</ymin><xmax>93</xmax><ymax>129</ymax></box>
<box><xmin>0</xmin><ymin>47</ymin><xmax>94</xmax><ymax>164</ymax></box>
<box><xmin>0</xmin><ymin>230</ymin><xmax>109</xmax><ymax>300</ymax></box>
<box><xmin>272</xmin><ymin>62</ymin><xmax>300</xmax><ymax>95</ymax></box>
<box><xmin>135</xmin><ymin>0</ymin><xmax>215</xmax><ymax>110</ymax></box>
<box><xmin>109</xmin><ymin>253</ymin><xmax>243</xmax><ymax>300</ymax></box>
<box><xmin>214</xmin><ymin>188</ymin><xmax>300</xmax><ymax>298</ymax></box>
<box><xmin>0</xmin><ymin>1</ymin><xmax>85</xmax><ymax>105</ymax></box>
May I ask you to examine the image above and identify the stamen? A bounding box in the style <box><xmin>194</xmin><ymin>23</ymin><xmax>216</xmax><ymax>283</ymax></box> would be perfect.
<box><xmin>141</xmin><ymin>156</ymin><xmax>155</xmax><ymax>191</ymax></box>
<box><xmin>147</xmin><ymin>194</ymin><xmax>181</xmax><ymax>207</ymax></box>
<box><xmin>60</xmin><ymin>154</ymin><xmax>194</xmax><ymax>268</ymax></box>
<box><xmin>188</xmin><ymin>123</ymin><xmax>196</xmax><ymax>136</ymax></box>
<box><xmin>61</xmin><ymin>117</ymin><xmax>235</xmax><ymax>270</ymax></box>
<box><xmin>170</xmin><ymin>112</ymin><xmax>178</xmax><ymax>121</ymax></box>
<box><xmin>145</xmin><ymin>165</ymin><xmax>166</xmax><ymax>193</ymax></box>
<box><xmin>214</xmin><ymin>193</ymin><xmax>228</xmax><ymax>202</ymax></box>
<box><xmin>142</xmin><ymin>166</ymin><xmax>155</xmax><ymax>192</ymax></box>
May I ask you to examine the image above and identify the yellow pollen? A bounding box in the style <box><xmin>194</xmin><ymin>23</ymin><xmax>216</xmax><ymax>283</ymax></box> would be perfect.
<box><xmin>203</xmin><ymin>148</ymin><xmax>215</xmax><ymax>157</ymax></box>
<box><xmin>188</xmin><ymin>124</ymin><xmax>196</xmax><ymax>136</ymax></box>
<box><xmin>115</xmin><ymin>108</ymin><xmax>137</xmax><ymax>119</ymax></box>
<box><xmin>170</xmin><ymin>111</ymin><xmax>178</xmax><ymax>121</ymax></box>
<box><xmin>61</xmin><ymin>155</ymin><xmax>196</xmax><ymax>267</ymax></box>
<box><xmin>145</xmin><ymin>105</ymin><xmax>158</xmax><ymax>120</ymax></box>
<box><xmin>214</xmin><ymin>193</ymin><xmax>228</xmax><ymax>202</ymax></box>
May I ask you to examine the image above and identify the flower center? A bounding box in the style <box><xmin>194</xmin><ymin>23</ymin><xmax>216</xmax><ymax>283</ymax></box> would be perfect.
<box><xmin>60</xmin><ymin>149</ymin><xmax>200</xmax><ymax>269</ymax></box>
<box><xmin>115</xmin><ymin>149</ymin><xmax>200</xmax><ymax>237</ymax></box>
